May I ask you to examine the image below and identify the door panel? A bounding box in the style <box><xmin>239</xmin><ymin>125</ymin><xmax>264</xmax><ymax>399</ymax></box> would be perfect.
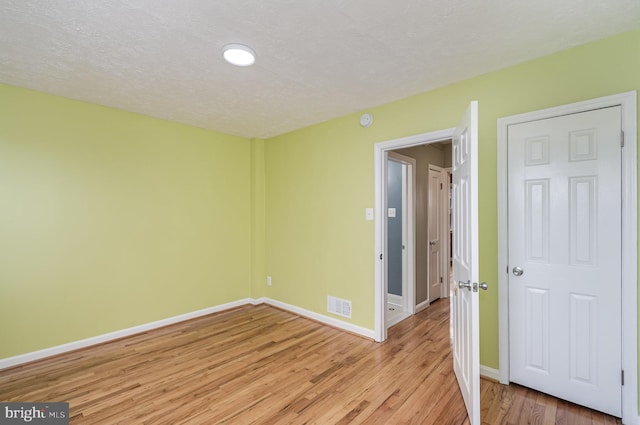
<box><xmin>508</xmin><ymin>106</ymin><xmax>622</xmax><ymax>417</ymax></box>
<box><xmin>452</xmin><ymin>101</ymin><xmax>480</xmax><ymax>425</ymax></box>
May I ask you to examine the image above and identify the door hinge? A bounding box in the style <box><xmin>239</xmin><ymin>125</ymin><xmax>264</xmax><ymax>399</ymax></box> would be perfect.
<box><xmin>622</xmin><ymin>369</ymin><xmax>625</xmax><ymax>386</ymax></box>
<box><xmin>380</xmin><ymin>253</ymin><xmax>383</xmax><ymax>260</ymax></box>
<box><xmin>440</xmin><ymin>276</ymin><xmax>443</xmax><ymax>283</ymax></box>
<box><xmin>440</xmin><ymin>183</ymin><xmax>443</xmax><ymax>190</ymax></box>
<box><xmin>621</xmin><ymin>131</ymin><xmax>625</xmax><ymax>148</ymax></box>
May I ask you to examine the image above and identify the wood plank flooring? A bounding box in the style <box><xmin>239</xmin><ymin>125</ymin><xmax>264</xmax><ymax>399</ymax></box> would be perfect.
<box><xmin>0</xmin><ymin>299</ymin><xmax>622</xmax><ymax>424</ymax></box>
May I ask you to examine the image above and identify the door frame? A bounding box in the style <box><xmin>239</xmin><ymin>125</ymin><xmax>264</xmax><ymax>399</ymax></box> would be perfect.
<box><xmin>444</xmin><ymin>167</ymin><xmax>453</xmax><ymax>296</ymax></box>
<box><xmin>496</xmin><ymin>91</ymin><xmax>637</xmax><ymax>422</ymax></box>
<box><xmin>374</xmin><ymin>128</ymin><xmax>454</xmax><ymax>342</ymax></box>
<box><xmin>387</xmin><ymin>152</ymin><xmax>416</xmax><ymax>318</ymax></box>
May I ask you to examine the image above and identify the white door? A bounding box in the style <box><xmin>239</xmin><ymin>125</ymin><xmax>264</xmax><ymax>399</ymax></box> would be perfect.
<box><xmin>428</xmin><ymin>165</ymin><xmax>443</xmax><ymax>302</ymax></box>
<box><xmin>452</xmin><ymin>101</ymin><xmax>480</xmax><ymax>425</ymax></box>
<box><xmin>508</xmin><ymin>107</ymin><xmax>622</xmax><ymax>416</ymax></box>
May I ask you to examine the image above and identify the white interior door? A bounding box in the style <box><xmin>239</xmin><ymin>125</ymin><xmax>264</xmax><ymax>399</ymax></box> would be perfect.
<box><xmin>451</xmin><ymin>101</ymin><xmax>480</xmax><ymax>425</ymax></box>
<box><xmin>508</xmin><ymin>106</ymin><xmax>622</xmax><ymax>417</ymax></box>
<box><xmin>428</xmin><ymin>165</ymin><xmax>443</xmax><ymax>302</ymax></box>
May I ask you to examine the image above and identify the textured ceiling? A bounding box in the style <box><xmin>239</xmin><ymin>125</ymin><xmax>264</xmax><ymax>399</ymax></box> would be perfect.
<box><xmin>1</xmin><ymin>1</ymin><xmax>639</xmax><ymax>139</ymax></box>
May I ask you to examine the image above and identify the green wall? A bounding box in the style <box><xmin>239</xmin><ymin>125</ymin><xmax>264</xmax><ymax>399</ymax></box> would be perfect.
<box><xmin>264</xmin><ymin>29</ymin><xmax>640</xmax><ymax>369</ymax></box>
<box><xmin>2</xmin><ymin>29</ymin><xmax>639</xmax><ymax>374</ymax></box>
<box><xmin>0</xmin><ymin>85</ymin><xmax>253</xmax><ymax>358</ymax></box>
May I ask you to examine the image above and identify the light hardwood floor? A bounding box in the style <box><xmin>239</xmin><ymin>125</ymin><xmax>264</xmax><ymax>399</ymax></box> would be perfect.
<box><xmin>0</xmin><ymin>300</ymin><xmax>622</xmax><ymax>424</ymax></box>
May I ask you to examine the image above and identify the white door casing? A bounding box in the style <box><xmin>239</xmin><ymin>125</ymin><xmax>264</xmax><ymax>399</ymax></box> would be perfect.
<box><xmin>401</xmin><ymin>161</ymin><xmax>408</xmax><ymax>311</ymax></box>
<box><xmin>497</xmin><ymin>91</ymin><xmax>640</xmax><ymax>423</ymax></box>
<box><xmin>452</xmin><ymin>101</ymin><xmax>480</xmax><ymax>425</ymax></box>
<box><xmin>428</xmin><ymin>165</ymin><xmax>444</xmax><ymax>302</ymax></box>
<box><xmin>375</xmin><ymin>129</ymin><xmax>455</xmax><ymax>342</ymax></box>
<box><xmin>508</xmin><ymin>107</ymin><xmax>622</xmax><ymax>416</ymax></box>
<box><xmin>444</xmin><ymin>168</ymin><xmax>453</xmax><ymax>299</ymax></box>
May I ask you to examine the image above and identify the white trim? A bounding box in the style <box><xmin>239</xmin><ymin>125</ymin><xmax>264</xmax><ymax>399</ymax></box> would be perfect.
<box><xmin>388</xmin><ymin>151</ymin><xmax>417</xmax><ymax>316</ymax></box>
<box><xmin>258</xmin><ymin>297</ymin><xmax>376</xmax><ymax>339</ymax></box>
<box><xmin>374</xmin><ymin>129</ymin><xmax>455</xmax><ymax>342</ymax></box>
<box><xmin>444</xmin><ymin>167</ymin><xmax>453</xmax><ymax>299</ymax></box>
<box><xmin>480</xmin><ymin>365</ymin><xmax>501</xmax><ymax>382</ymax></box>
<box><xmin>415</xmin><ymin>299</ymin><xmax>430</xmax><ymax>313</ymax></box>
<box><xmin>1</xmin><ymin>297</ymin><xmax>377</xmax><ymax>371</ymax></box>
<box><xmin>497</xmin><ymin>91</ymin><xmax>637</xmax><ymax>423</ymax></box>
<box><xmin>0</xmin><ymin>298</ymin><xmax>254</xmax><ymax>370</ymax></box>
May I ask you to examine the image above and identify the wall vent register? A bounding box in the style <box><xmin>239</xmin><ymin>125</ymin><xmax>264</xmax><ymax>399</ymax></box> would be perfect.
<box><xmin>327</xmin><ymin>296</ymin><xmax>352</xmax><ymax>318</ymax></box>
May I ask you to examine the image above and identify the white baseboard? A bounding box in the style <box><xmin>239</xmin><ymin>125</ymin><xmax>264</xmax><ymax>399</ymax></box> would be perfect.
<box><xmin>415</xmin><ymin>300</ymin><xmax>430</xmax><ymax>313</ymax></box>
<box><xmin>0</xmin><ymin>298</ymin><xmax>253</xmax><ymax>371</ymax></box>
<box><xmin>480</xmin><ymin>365</ymin><xmax>501</xmax><ymax>382</ymax></box>
<box><xmin>257</xmin><ymin>297</ymin><xmax>376</xmax><ymax>340</ymax></box>
<box><xmin>1</xmin><ymin>297</ymin><xmax>376</xmax><ymax>370</ymax></box>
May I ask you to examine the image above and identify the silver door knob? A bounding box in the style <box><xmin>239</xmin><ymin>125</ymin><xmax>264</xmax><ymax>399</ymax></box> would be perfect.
<box><xmin>512</xmin><ymin>267</ymin><xmax>524</xmax><ymax>276</ymax></box>
<box><xmin>478</xmin><ymin>282</ymin><xmax>488</xmax><ymax>290</ymax></box>
<box><xmin>457</xmin><ymin>280</ymin><xmax>472</xmax><ymax>291</ymax></box>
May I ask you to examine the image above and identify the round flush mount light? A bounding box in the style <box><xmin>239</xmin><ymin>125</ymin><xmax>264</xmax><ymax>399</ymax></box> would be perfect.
<box><xmin>223</xmin><ymin>44</ymin><xmax>256</xmax><ymax>67</ymax></box>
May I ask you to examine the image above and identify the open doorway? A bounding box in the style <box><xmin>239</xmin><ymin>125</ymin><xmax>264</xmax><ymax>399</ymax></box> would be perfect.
<box><xmin>384</xmin><ymin>140</ymin><xmax>452</xmax><ymax>330</ymax></box>
<box><xmin>376</xmin><ymin>102</ymin><xmax>482</xmax><ymax>422</ymax></box>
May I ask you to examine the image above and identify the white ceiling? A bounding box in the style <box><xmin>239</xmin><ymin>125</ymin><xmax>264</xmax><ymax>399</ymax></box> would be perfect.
<box><xmin>1</xmin><ymin>1</ymin><xmax>639</xmax><ymax>139</ymax></box>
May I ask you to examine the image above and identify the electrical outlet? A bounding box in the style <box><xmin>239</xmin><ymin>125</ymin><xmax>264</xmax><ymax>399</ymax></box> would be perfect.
<box><xmin>267</xmin><ymin>276</ymin><xmax>272</xmax><ymax>286</ymax></box>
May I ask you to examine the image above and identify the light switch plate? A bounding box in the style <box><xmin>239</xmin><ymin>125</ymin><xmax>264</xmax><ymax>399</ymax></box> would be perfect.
<box><xmin>365</xmin><ymin>208</ymin><xmax>374</xmax><ymax>221</ymax></box>
<box><xmin>388</xmin><ymin>208</ymin><xmax>396</xmax><ymax>218</ymax></box>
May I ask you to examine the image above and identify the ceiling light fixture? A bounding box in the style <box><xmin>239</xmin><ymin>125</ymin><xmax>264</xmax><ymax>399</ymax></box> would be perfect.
<box><xmin>222</xmin><ymin>44</ymin><xmax>256</xmax><ymax>67</ymax></box>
